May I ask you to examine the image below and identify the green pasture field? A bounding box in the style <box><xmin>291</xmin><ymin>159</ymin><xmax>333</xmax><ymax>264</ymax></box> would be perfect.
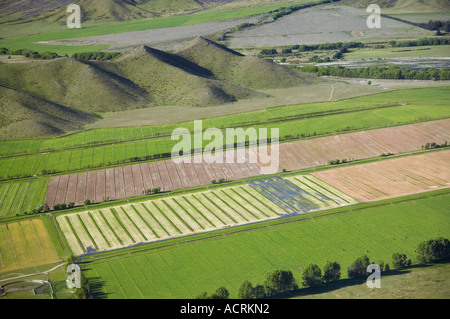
<box><xmin>0</xmin><ymin>86</ymin><xmax>449</xmax><ymax>180</ymax></box>
<box><xmin>0</xmin><ymin>0</ymin><xmax>316</xmax><ymax>55</ymax></box>
<box><xmin>344</xmin><ymin>45</ymin><xmax>450</xmax><ymax>60</ymax></box>
<box><xmin>0</xmin><ymin>178</ymin><xmax>49</xmax><ymax>217</ymax></box>
<box><xmin>292</xmin><ymin>263</ymin><xmax>450</xmax><ymax>299</ymax></box>
<box><xmin>80</xmin><ymin>190</ymin><xmax>450</xmax><ymax>299</ymax></box>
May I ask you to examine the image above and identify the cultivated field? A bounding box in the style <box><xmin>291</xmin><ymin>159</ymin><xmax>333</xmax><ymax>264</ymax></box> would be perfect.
<box><xmin>0</xmin><ymin>178</ymin><xmax>48</xmax><ymax>217</ymax></box>
<box><xmin>2</xmin><ymin>86</ymin><xmax>450</xmax><ymax>176</ymax></box>
<box><xmin>0</xmin><ymin>218</ymin><xmax>60</xmax><ymax>273</ymax></box>
<box><xmin>45</xmin><ymin>118</ymin><xmax>450</xmax><ymax>208</ymax></box>
<box><xmin>56</xmin><ymin>173</ymin><xmax>358</xmax><ymax>255</ymax></box>
<box><xmin>2</xmin><ymin>86</ymin><xmax>450</xmax><ymax>182</ymax></box>
<box><xmin>56</xmin><ymin>184</ymin><xmax>287</xmax><ymax>255</ymax></box>
<box><xmin>80</xmin><ymin>191</ymin><xmax>450</xmax><ymax>299</ymax></box>
<box><xmin>249</xmin><ymin>175</ymin><xmax>357</xmax><ymax>214</ymax></box>
<box><xmin>312</xmin><ymin>150</ymin><xmax>450</xmax><ymax>202</ymax></box>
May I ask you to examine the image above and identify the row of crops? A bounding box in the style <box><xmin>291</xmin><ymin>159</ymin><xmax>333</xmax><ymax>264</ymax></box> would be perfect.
<box><xmin>0</xmin><ymin>178</ymin><xmax>49</xmax><ymax>217</ymax></box>
<box><xmin>56</xmin><ymin>185</ymin><xmax>285</xmax><ymax>255</ymax></box>
<box><xmin>56</xmin><ymin>174</ymin><xmax>358</xmax><ymax>255</ymax></box>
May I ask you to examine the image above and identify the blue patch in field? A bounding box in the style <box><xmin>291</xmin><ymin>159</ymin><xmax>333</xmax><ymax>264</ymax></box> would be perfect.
<box><xmin>249</xmin><ymin>176</ymin><xmax>319</xmax><ymax>215</ymax></box>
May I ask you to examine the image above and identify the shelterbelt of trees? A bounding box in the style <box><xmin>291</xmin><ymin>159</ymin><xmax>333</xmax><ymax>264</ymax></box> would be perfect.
<box><xmin>298</xmin><ymin>65</ymin><xmax>450</xmax><ymax>81</ymax></box>
<box><xmin>260</xmin><ymin>38</ymin><xmax>450</xmax><ymax>57</ymax></box>
<box><xmin>0</xmin><ymin>48</ymin><xmax>120</xmax><ymax>62</ymax></box>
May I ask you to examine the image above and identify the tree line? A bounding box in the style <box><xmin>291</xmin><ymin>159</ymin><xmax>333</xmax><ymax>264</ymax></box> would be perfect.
<box><xmin>0</xmin><ymin>48</ymin><xmax>59</xmax><ymax>59</ymax></box>
<box><xmin>389</xmin><ymin>37</ymin><xmax>450</xmax><ymax>48</ymax></box>
<box><xmin>0</xmin><ymin>48</ymin><xmax>121</xmax><ymax>61</ymax></box>
<box><xmin>71</xmin><ymin>52</ymin><xmax>121</xmax><ymax>61</ymax></box>
<box><xmin>260</xmin><ymin>37</ymin><xmax>449</xmax><ymax>57</ymax></box>
<box><xmin>260</xmin><ymin>41</ymin><xmax>364</xmax><ymax>56</ymax></box>
<box><xmin>299</xmin><ymin>65</ymin><xmax>450</xmax><ymax>80</ymax></box>
<box><xmin>194</xmin><ymin>237</ymin><xmax>450</xmax><ymax>299</ymax></box>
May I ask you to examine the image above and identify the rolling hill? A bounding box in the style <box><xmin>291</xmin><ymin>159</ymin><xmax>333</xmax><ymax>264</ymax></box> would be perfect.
<box><xmin>177</xmin><ymin>36</ymin><xmax>319</xmax><ymax>89</ymax></box>
<box><xmin>0</xmin><ymin>85</ymin><xmax>98</xmax><ymax>139</ymax></box>
<box><xmin>0</xmin><ymin>37</ymin><xmax>323</xmax><ymax>138</ymax></box>
<box><xmin>0</xmin><ymin>0</ymin><xmax>204</xmax><ymax>23</ymax></box>
<box><xmin>97</xmin><ymin>44</ymin><xmax>268</xmax><ymax>106</ymax></box>
<box><xmin>0</xmin><ymin>57</ymin><xmax>151</xmax><ymax>113</ymax></box>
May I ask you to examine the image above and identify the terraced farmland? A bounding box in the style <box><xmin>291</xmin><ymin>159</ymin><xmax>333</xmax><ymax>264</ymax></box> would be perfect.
<box><xmin>0</xmin><ymin>218</ymin><xmax>61</xmax><ymax>273</ymax></box>
<box><xmin>312</xmin><ymin>150</ymin><xmax>450</xmax><ymax>202</ymax></box>
<box><xmin>56</xmin><ymin>184</ymin><xmax>288</xmax><ymax>255</ymax></box>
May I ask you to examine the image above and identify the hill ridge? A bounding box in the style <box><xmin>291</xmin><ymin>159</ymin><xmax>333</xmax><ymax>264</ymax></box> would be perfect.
<box><xmin>0</xmin><ymin>38</ymin><xmax>322</xmax><ymax>138</ymax></box>
<box><xmin>177</xmin><ymin>36</ymin><xmax>320</xmax><ymax>89</ymax></box>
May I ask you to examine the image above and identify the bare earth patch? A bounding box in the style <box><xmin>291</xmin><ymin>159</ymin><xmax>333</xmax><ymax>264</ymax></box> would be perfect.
<box><xmin>312</xmin><ymin>150</ymin><xmax>450</xmax><ymax>202</ymax></box>
<box><xmin>227</xmin><ymin>5</ymin><xmax>430</xmax><ymax>48</ymax></box>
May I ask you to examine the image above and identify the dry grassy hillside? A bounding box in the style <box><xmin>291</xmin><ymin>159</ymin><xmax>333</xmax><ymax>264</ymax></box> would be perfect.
<box><xmin>0</xmin><ymin>0</ymin><xmax>203</xmax><ymax>22</ymax></box>
<box><xmin>100</xmin><ymin>45</ymin><xmax>267</xmax><ymax>106</ymax></box>
<box><xmin>0</xmin><ymin>37</ymin><xmax>323</xmax><ymax>139</ymax></box>
<box><xmin>0</xmin><ymin>86</ymin><xmax>98</xmax><ymax>139</ymax></box>
<box><xmin>177</xmin><ymin>36</ymin><xmax>319</xmax><ymax>89</ymax></box>
<box><xmin>0</xmin><ymin>57</ymin><xmax>150</xmax><ymax>113</ymax></box>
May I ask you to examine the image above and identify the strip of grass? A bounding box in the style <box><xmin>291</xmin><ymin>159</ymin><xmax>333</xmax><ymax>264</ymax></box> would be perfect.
<box><xmin>181</xmin><ymin>196</ymin><xmax>215</xmax><ymax>228</ymax></box>
<box><xmin>130</xmin><ymin>204</ymin><xmax>160</xmax><ymax>239</ymax></box>
<box><xmin>98</xmin><ymin>210</ymin><xmax>123</xmax><ymax>246</ymax></box>
<box><xmin>0</xmin><ymin>178</ymin><xmax>49</xmax><ymax>217</ymax></box>
<box><xmin>171</xmin><ymin>198</ymin><xmax>205</xmax><ymax>230</ymax></box>
<box><xmin>150</xmin><ymin>202</ymin><xmax>182</xmax><ymax>235</ymax></box>
<box><xmin>88</xmin><ymin>212</ymin><xmax>111</xmax><ymax>249</ymax></box>
<box><xmin>110</xmin><ymin>208</ymin><xmax>135</xmax><ymax>244</ymax></box>
<box><xmin>160</xmin><ymin>199</ymin><xmax>194</xmax><ymax>232</ymax></box>
<box><xmin>76</xmin><ymin>214</ymin><xmax>98</xmax><ymax>251</ymax></box>
<box><xmin>64</xmin><ymin>216</ymin><xmax>85</xmax><ymax>254</ymax></box>
<box><xmin>120</xmin><ymin>207</ymin><xmax>148</xmax><ymax>242</ymax></box>
<box><xmin>344</xmin><ymin>45</ymin><xmax>450</xmax><ymax>60</ymax></box>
